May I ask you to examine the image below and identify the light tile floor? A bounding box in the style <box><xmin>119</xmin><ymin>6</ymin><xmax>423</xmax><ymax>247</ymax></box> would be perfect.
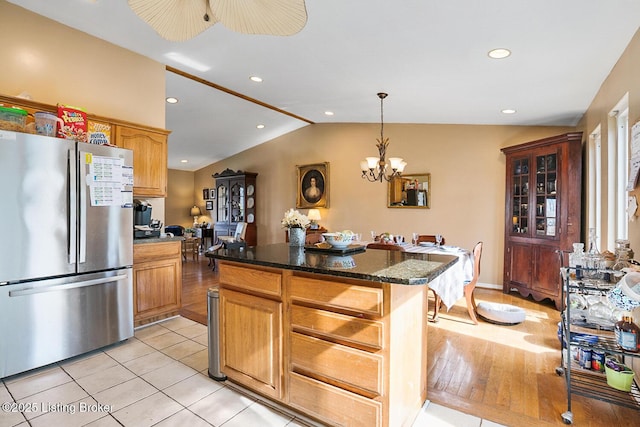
<box><xmin>0</xmin><ymin>316</ymin><xmax>505</xmax><ymax>427</ymax></box>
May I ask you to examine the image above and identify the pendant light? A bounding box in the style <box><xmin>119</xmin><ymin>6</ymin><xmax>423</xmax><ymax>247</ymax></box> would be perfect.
<box><xmin>360</xmin><ymin>93</ymin><xmax>406</xmax><ymax>182</ymax></box>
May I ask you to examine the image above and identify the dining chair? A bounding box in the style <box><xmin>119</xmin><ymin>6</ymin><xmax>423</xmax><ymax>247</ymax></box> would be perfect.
<box><xmin>366</xmin><ymin>242</ymin><xmax>406</xmax><ymax>251</ymax></box>
<box><xmin>416</xmin><ymin>234</ymin><xmax>446</xmax><ymax>245</ymax></box>
<box><xmin>432</xmin><ymin>241</ymin><xmax>483</xmax><ymax>325</ymax></box>
<box><xmin>219</xmin><ymin>222</ymin><xmax>247</xmax><ymax>245</ymax></box>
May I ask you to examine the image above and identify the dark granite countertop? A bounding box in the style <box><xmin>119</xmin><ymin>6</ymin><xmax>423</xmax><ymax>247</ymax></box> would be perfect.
<box><xmin>207</xmin><ymin>243</ymin><xmax>458</xmax><ymax>285</ymax></box>
<box><xmin>133</xmin><ymin>236</ymin><xmax>185</xmax><ymax>244</ymax></box>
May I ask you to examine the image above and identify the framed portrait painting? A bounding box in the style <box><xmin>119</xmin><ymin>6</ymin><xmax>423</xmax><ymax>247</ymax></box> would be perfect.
<box><xmin>205</xmin><ymin>200</ymin><xmax>213</xmax><ymax>210</ymax></box>
<box><xmin>297</xmin><ymin>162</ymin><xmax>329</xmax><ymax>209</ymax></box>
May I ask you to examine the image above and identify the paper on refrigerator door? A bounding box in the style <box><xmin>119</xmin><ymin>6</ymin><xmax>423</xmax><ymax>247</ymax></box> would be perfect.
<box><xmin>85</xmin><ymin>154</ymin><xmax>131</xmax><ymax>206</ymax></box>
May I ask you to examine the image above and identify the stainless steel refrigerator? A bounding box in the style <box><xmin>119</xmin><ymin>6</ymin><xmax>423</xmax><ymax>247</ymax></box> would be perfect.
<box><xmin>0</xmin><ymin>131</ymin><xmax>134</xmax><ymax>378</ymax></box>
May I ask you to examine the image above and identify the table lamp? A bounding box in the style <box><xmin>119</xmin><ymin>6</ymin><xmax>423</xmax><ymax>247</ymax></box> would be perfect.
<box><xmin>190</xmin><ymin>206</ymin><xmax>202</xmax><ymax>227</ymax></box>
<box><xmin>308</xmin><ymin>209</ymin><xmax>321</xmax><ymax>229</ymax></box>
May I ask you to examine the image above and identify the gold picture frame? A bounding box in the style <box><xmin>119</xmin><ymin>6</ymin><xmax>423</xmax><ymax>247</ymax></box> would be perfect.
<box><xmin>297</xmin><ymin>162</ymin><xmax>329</xmax><ymax>209</ymax></box>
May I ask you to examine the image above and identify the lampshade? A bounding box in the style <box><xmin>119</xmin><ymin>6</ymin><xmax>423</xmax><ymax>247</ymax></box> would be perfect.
<box><xmin>190</xmin><ymin>206</ymin><xmax>202</xmax><ymax>216</ymax></box>
<box><xmin>307</xmin><ymin>209</ymin><xmax>321</xmax><ymax>221</ymax></box>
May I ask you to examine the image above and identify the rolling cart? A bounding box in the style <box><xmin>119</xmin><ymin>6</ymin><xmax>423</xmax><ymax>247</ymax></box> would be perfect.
<box><xmin>556</xmin><ymin>267</ymin><xmax>640</xmax><ymax>424</ymax></box>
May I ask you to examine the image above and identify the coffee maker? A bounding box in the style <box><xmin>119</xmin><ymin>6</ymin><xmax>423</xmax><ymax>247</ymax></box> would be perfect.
<box><xmin>134</xmin><ymin>199</ymin><xmax>161</xmax><ymax>238</ymax></box>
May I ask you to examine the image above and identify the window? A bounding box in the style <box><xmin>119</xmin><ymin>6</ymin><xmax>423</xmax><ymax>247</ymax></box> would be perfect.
<box><xmin>588</xmin><ymin>126</ymin><xmax>602</xmax><ymax>242</ymax></box>
<box><xmin>589</xmin><ymin>94</ymin><xmax>629</xmax><ymax>252</ymax></box>
<box><xmin>605</xmin><ymin>94</ymin><xmax>629</xmax><ymax>250</ymax></box>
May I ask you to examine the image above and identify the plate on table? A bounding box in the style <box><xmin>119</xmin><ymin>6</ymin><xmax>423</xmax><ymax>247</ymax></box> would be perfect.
<box><xmin>440</xmin><ymin>245</ymin><xmax>461</xmax><ymax>252</ymax></box>
<box><xmin>419</xmin><ymin>242</ymin><xmax>436</xmax><ymax>247</ymax></box>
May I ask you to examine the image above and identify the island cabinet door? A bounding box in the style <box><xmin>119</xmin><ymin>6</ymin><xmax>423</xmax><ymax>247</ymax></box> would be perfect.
<box><xmin>219</xmin><ymin>288</ymin><xmax>283</xmax><ymax>399</ymax></box>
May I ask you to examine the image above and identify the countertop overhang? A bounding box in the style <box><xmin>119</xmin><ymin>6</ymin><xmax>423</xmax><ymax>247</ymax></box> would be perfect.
<box><xmin>207</xmin><ymin>243</ymin><xmax>458</xmax><ymax>285</ymax></box>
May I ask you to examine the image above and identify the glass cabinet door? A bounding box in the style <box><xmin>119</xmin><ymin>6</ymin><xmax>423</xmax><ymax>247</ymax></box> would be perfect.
<box><xmin>511</xmin><ymin>158</ymin><xmax>529</xmax><ymax>235</ymax></box>
<box><xmin>534</xmin><ymin>152</ymin><xmax>558</xmax><ymax>237</ymax></box>
<box><xmin>229</xmin><ymin>180</ymin><xmax>245</xmax><ymax>223</ymax></box>
<box><xmin>217</xmin><ymin>183</ymin><xmax>228</xmax><ymax>222</ymax></box>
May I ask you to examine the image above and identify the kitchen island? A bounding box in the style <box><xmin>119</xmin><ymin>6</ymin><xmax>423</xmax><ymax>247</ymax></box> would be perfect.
<box><xmin>209</xmin><ymin>243</ymin><xmax>457</xmax><ymax>427</ymax></box>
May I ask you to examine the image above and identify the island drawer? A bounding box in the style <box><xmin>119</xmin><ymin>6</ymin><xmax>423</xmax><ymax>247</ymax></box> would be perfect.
<box><xmin>219</xmin><ymin>264</ymin><xmax>282</xmax><ymax>297</ymax></box>
<box><xmin>290</xmin><ymin>332</ymin><xmax>383</xmax><ymax>396</ymax></box>
<box><xmin>291</xmin><ymin>305</ymin><xmax>384</xmax><ymax>350</ymax></box>
<box><xmin>289</xmin><ymin>372</ymin><xmax>382</xmax><ymax>427</ymax></box>
<box><xmin>289</xmin><ymin>276</ymin><xmax>383</xmax><ymax>317</ymax></box>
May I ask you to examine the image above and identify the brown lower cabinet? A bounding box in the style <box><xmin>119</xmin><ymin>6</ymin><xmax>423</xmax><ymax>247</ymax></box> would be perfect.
<box><xmin>218</xmin><ymin>261</ymin><xmax>429</xmax><ymax>427</ymax></box>
<box><xmin>133</xmin><ymin>240</ymin><xmax>182</xmax><ymax>327</ymax></box>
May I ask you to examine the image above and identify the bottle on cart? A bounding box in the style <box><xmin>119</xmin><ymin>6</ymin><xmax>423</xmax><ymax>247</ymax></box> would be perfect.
<box><xmin>584</xmin><ymin>228</ymin><xmax>603</xmax><ymax>278</ymax></box>
<box><xmin>569</xmin><ymin>243</ymin><xmax>585</xmax><ymax>280</ymax></box>
<box><xmin>614</xmin><ymin>313</ymin><xmax>640</xmax><ymax>352</ymax></box>
<box><xmin>612</xmin><ymin>248</ymin><xmax>632</xmax><ymax>281</ymax></box>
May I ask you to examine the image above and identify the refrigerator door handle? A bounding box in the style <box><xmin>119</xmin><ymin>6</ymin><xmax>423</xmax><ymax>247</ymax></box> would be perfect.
<box><xmin>68</xmin><ymin>148</ymin><xmax>77</xmax><ymax>264</ymax></box>
<box><xmin>8</xmin><ymin>274</ymin><xmax>129</xmax><ymax>297</ymax></box>
<box><xmin>78</xmin><ymin>150</ymin><xmax>87</xmax><ymax>264</ymax></box>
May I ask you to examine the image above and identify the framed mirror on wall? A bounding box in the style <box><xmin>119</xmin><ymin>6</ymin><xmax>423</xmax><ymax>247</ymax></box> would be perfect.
<box><xmin>388</xmin><ymin>173</ymin><xmax>431</xmax><ymax>208</ymax></box>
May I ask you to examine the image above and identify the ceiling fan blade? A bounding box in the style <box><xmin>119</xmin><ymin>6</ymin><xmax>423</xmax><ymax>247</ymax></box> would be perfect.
<box><xmin>210</xmin><ymin>0</ymin><xmax>307</xmax><ymax>36</ymax></box>
<box><xmin>128</xmin><ymin>0</ymin><xmax>218</xmax><ymax>42</ymax></box>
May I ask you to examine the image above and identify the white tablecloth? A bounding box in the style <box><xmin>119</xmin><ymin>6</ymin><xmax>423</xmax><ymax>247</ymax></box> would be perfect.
<box><xmin>402</xmin><ymin>244</ymin><xmax>474</xmax><ymax>310</ymax></box>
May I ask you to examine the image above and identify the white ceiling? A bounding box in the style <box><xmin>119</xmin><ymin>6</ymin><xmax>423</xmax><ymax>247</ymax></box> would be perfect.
<box><xmin>8</xmin><ymin>0</ymin><xmax>640</xmax><ymax>171</ymax></box>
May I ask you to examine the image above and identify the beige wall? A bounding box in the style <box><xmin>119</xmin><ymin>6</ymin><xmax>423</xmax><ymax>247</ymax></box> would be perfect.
<box><xmin>167</xmin><ymin>169</ymin><xmax>200</xmax><ymax>229</ymax></box>
<box><xmin>194</xmin><ymin>123</ymin><xmax>574</xmax><ymax>286</ymax></box>
<box><xmin>0</xmin><ymin>2</ymin><xmax>165</xmax><ymax>128</ymax></box>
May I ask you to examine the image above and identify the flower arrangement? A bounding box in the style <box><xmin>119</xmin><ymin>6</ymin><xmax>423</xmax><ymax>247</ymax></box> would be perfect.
<box><xmin>281</xmin><ymin>208</ymin><xmax>310</xmax><ymax>229</ymax></box>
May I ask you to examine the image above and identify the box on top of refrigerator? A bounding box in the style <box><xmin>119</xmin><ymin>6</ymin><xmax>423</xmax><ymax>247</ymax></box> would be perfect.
<box><xmin>57</xmin><ymin>104</ymin><xmax>87</xmax><ymax>142</ymax></box>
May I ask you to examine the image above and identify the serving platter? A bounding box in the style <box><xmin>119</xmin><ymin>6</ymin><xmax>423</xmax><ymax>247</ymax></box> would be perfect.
<box><xmin>304</xmin><ymin>244</ymin><xmax>366</xmax><ymax>255</ymax></box>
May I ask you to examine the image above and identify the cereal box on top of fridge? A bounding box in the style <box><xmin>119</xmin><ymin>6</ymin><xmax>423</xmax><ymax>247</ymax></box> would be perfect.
<box><xmin>57</xmin><ymin>104</ymin><xmax>87</xmax><ymax>142</ymax></box>
<box><xmin>87</xmin><ymin>120</ymin><xmax>111</xmax><ymax>145</ymax></box>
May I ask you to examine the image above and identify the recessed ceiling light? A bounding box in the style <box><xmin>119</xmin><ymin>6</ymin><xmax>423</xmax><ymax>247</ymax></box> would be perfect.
<box><xmin>166</xmin><ymin>97</ymin><xmax>178</xmax><ymax>104</ymax></box>
<box><xmin>256</xmin><ymin>124</ymin><xmax>265</xmax><ymax>129</ymax></box>
<box><xmin>180</xmin><ymin>159</ymin><xmax>188</xmax><ymax>163</ymax></box>
<box><xmin>250</xmin><ymin>76</ymin><xmax>263</xmax><ymax>83</ymax></box>
<box><xmin>488</xmin><ymin>48</ymin><xmax>511</xmax><ymax>59</ymax></box>
<box><xmin>501</xmin><ymin>109</ymin><xmax>517</xmax><ymax>114</ymax></box>
<box><xmin>324</xmin><ymin>111</ymin><xmax>334</xmax><ymax>116</ymax></box>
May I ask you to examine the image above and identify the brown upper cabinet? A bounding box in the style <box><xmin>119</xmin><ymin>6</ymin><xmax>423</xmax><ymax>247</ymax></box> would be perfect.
<box><xmin>113</xmin><ymin>124</ymin><xmax>169</xmax><ymax>197</ymax></box>
<box><xmin>501</xmin><ymin>132</ymin><xmax>583</xmax><ymax>310</ymax></box>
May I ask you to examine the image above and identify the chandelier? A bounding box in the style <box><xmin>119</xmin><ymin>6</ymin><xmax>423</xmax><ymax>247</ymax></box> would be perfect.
<box><xmin>360</xmin><ymin>93</ymin><xmax>406</xmax><ymax>182</ymax></box>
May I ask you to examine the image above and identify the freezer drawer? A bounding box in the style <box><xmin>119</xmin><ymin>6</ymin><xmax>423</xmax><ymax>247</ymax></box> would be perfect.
<box><xmin>0</xmin><ymin>268</ymin><xmax>133</xmax><ymax>378</ymax></box>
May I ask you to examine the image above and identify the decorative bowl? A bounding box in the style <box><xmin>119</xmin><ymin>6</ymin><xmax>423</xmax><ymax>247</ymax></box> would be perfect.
<box><xmin>322</xmin><ymin>232</ymin><xmax>353</xmax><ymax>249</ymax></box>
<box><xmin>327</xmin><ymin>255</ymin><xmax>356</xmax><ymax>269</ymax></box>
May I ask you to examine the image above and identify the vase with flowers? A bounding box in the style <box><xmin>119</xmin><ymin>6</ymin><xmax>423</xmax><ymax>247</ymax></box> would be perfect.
<box><xmin>282</xmin><ymin>208</ymin><xmax>310</xmax><ymax>246</ymax></box>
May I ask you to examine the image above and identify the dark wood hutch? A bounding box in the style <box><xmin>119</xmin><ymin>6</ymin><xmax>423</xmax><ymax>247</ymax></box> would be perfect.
<box><xmin>213</xmin><ymin>169</ymin><xmax>257</xmax><ymax>246</ymax></box>
<box><xmin>501</xmin><ymin>132</ymin><xmax>583</xmax><ymax>310</ymax></box>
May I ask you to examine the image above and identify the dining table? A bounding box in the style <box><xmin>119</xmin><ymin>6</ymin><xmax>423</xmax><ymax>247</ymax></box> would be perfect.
<box><xmin>398</xmin><ymin>242</ymin><xmax>474</xmax><ymax>316</ymax></box>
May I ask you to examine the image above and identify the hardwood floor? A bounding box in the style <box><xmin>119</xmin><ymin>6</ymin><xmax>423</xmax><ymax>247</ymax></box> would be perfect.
<box><xmin>180</xmin><ymin>257</ymin><xmax>640</xmax><ymax>426</ymax></box>
<box><xmin>179</xmin><ymin>255</ymin><xmax>219</xmax><ymax>325</ymax></box>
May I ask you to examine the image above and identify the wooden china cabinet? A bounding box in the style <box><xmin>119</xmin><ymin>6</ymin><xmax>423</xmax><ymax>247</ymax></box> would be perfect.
<box><xmin>501</xmin><ymin>132</ymin><xmax>583</xmax><ymax>310</ymax></box>
<box><xmin>213</xmin><ymin>169</ymin><xmax>258</xmax><ymax>246</ymax></box>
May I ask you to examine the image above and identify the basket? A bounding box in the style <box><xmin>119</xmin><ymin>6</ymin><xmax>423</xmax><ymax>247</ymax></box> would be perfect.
<box><xmin>605</xmin><ymin>361</ymin><xmax>635</xmax><ymax>392</ymax></box>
